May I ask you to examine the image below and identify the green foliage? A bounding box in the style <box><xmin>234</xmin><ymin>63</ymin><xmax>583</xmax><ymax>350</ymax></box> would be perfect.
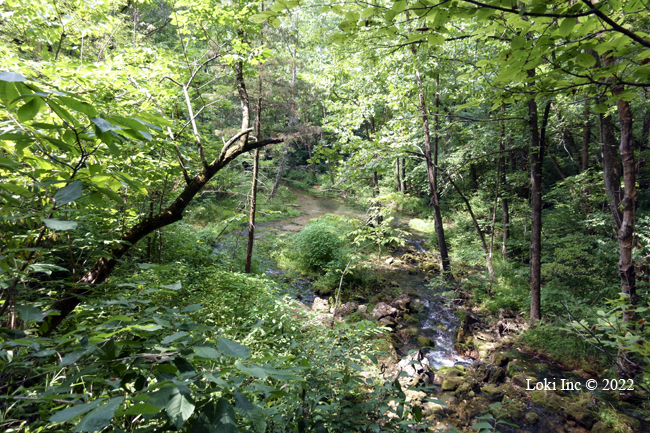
<box><xmin>290</xmin><ymin>214</ymin><xmax>351</xmax><ymax>273</ymax></box>
<box><xmin>521</xmin><ymin>323</ymin><xmax>612</xmax><ymax>372</ymax></box>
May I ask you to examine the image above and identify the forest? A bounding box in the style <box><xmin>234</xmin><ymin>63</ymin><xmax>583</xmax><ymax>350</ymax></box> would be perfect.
<box><xmin>0</xmin><ymin>0</ymin><xmax>649</xmax><ymax>432</ymax></box>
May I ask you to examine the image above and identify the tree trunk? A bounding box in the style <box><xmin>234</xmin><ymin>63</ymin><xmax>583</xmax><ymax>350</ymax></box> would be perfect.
<box><xmin>416</xmin><ymin>70</ymin><xmax>450</xmax><ymax>274</ymax></box>
<box><xmin>396</xmin><ymin>158</ymin><xmax>401</xmax><ymax>191</ymax></box>
<box><xmin>599</xmin><ymin>109</ymin><xmax>623</xmax><ymax>229</ymax></box>
<box><xmin>400</xmin><ymin>157</ymin><xmax>406</xmax><ymax>191</ymax></box>
<box><xmin>500</xmin><ymin>105</ymin><xmax>509</xmax><ymax>259</ymax></box>
<box><xmin>268</xmin><ymin>144</ymin><xmax>288</xmax><ymax>202</ymax></box>
<box><xmin>528</xmin><ymin>70</ymin><xmax>545</xmax><ymax>324</ymax></box>
<box><xmin>245</xmin><ymin>63</ymin><xmax>263</xmax><ymax>274</ymax></box>
<box><xmin>582</xmin><ymin>102</ymin><xmax>590</xmax><ymax>172</ymax></box>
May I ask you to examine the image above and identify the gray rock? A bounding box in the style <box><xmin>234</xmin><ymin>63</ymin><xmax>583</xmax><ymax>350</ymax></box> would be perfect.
<box><xmin>357</xmin><ymin>305</ymin><xmax>368</xmax><ymax>314</ymax></box>
<box><xmin>334</xmin><ymin>302</ymin><xmax>358</xmax><ymax>320</ymax></box>
<box><xmin>385</xmin><ymin>257</ymin><xmax>395</xmax><ymax>265</ymax></box>
<box><xmin>312</xmin><ymin>297</ymin><xmax>329</xmax><ymax>312</ymax></box>
<box><xmin>372</xmin><ymin>302</ymin><xmax>398</xmax><ymax>320</ymax></box>
<box><xmin>391</xmin><ymin>294</ymin><xmax>411</xmax><ymax>312</ymax></box>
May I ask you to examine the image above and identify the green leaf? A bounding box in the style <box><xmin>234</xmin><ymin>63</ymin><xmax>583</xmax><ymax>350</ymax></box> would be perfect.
<box><xmin>73</xmin><ymin>397</ymin><xmax>124</xmax><ymax>432</ymax></box>
<box><xmin>124</xmin><ymin>403</ymin><xmax>161</xmax><ymax>415</ymax></box>
<box><xmin>193</xmin><ymin>345</ymin><xmax>221</xmax><ymax>360</ymax></box>
<box><xmin>58</xmin><ymin>96</ymin><xmax>97</xmax><ymax>118</ymax></box>
<box><xmin>428</xmin><ymin>33</ymin><xmax>445</xmax><ymax>47</ymax></box>
<box><xmin>576</xmin><ymin>52</ymin><xmax>596</xmax><ymax>68</ymax></box>
<box><xmin>471</xmin><ymin>422</ymin><xmax>494</xmax><ymax>429</ymax></box>
<box><xmin>594</xmin><ymin>103</ymin><xmax>608</xmax><ymax>113</ymax></box>
<box><xmin>15</xmin><ymin>304</ymin><xmax>48</xmax><ymax>322</ymax></box>
<box><xmin>161</xmin><ymin>331</ymin><xmax>188</xmax><ymax>345</ymax></box>
<box><xmin>0</xmin><ymin>72</ymin><xmax>26</xmax><ymax>82</ymax></box>
<box><xmin>217</xmin><ymin>337</ymin><xmax>250</xmax><ymax>358</ymax></box>
<box><xmin>43</xmin><ymin>219</ymin><xmax>78</xmax><ymax>231</ymax></box>
<box><xmin>392</xmin><ymin>0</ymin><xmax>406</xmax><ymax>13</ymax></box>
<box><xmin>214</xmin><ymin>398</ymin><xmax>239</xmax><ymax>433</ymax></box>
<box><xmin>0</xmin><ymin>182</ymin><xmax>33</xmax><ymax>197</ymax></box>
<box><xmin>182</xmin><ymin>304</ymin><xmax>203</xmax><ymax>312</ymax></box>
<box><xmin>166</xmin><ymin>388</ymin><xmax>195</xmax><ymax>429</ymax></box>
<box><xmin>235</xmin><ymin>362</ymin><xmax>268</xmax><ymax>379</ymax></box>
<box><xmin>54</xmin><ymin>180</ymin><xmax>83</xmax><ymax>206</ymax></box>
<box><xmin>50</xmin><ymin>399</ymin><xmax>106</xmax><ymax>423</ymax></box>
<box><xmin>234</xmin><ymin>392</ymin><xmax>266</xmax><ymax>433</ymax></box>
<box><xmin>91</xmin><ymin>117</ymin><xmax>113</xmax><ymax>132</ymax></box>
<box><xmin>17</xmin><ymin>97</ymin><xmax>44</xmax><ymax>122</ymax></box>
<box><xmin>360</xmin><ymin>7</ymin><xmax>375</xmax><ymax>18</ymax></box>
<box><xmin>558</xmin><ymin>18</ymin><xmax>575</xmax><ymax>37</ymax></box>
<box><xmin>413</xmin><ymin>404</ymin><xmax>422</xmax><ymax>422</ymax></box>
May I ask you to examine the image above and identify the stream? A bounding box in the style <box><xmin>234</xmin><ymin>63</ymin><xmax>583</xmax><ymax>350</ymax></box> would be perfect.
<box><xmin>242</xmin><ymin>188</ymin><xmax>473</xmax><ymax>369</ymax></box>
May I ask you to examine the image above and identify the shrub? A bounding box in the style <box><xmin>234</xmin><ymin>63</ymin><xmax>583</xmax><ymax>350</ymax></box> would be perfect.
<box><xmin>291</xmin><ymin>215</ymin><xmax>351</xmax><ymax>274</ymax></box>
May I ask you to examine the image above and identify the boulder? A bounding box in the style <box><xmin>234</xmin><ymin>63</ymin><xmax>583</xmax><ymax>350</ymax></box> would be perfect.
<box><xmin>471</xmin><ymin>361</ymin><xmax>506</xmax><ymax>384</ymax></box>
<box><xmin>565</xmin><ymin>403</ymin><xmax>598</xmax><ymax>429</ymax></box>
<box><xmin>480</xmin><ymin>384</ymin><xmax>503</xmax><ymax>400</ymax></box>
<box><xmin>512</xmin><ymin>373</ymin><xmax>537</xmax><ymax>388</ymax></box>
<box><xmin>373</xmin><ymin>302</ymin><xmax>398</xmax><ymax>320</ymax></box>
<box><xmin>492</xmin><ymin>352</ymin><xmax>512</xmax><ymax>367</ymax></box>
<box><xmin>396</xmin><ymin>350</ymin><xmax>432</xmax><ymax>386</ymax></box>
<box><xmin>525</xmin><ymin>412</ymin><xmax>539</xmax><ymax>424</ymax></box>
<box><xmin>391</xmin><ymin>294</ymin><xmax>412</xmax><ymax>312</ymax></box>
<box><xmin>379</xmin><ymin>316</ymin><xmax>398</xmax><ymax>328</ymax></box>
<box><xmin>357</xmin><ymin>305</ymin><xmax>368</xmax><ymax>314</ymax></box>
<box><xmin>441</xmin><ymin>376</ymin><xmax>465</xmax><ymax>392</ymax></box>
<box><xmin>530</xmin><ymin>390</ymin><xmax>563</xmax><ymax>412</ymax></box>
<box><xmin>312</xmin><ymin>297</ymin><xmax>329</xmax><ymax>312</ymax></box>
<box><xmin>333</xmin><ymin>302</ymin><xmax>358</xmax><ymax>320</ymax></box>
<box><xmin>385</xmin><ymin>257</ymin><xmax>395</xmax><ymax>265</ymax></box>
<box><xmin>590</xmin><ymin>422</ymin><xmax>612</xmax><ymax>433</ymax></box>
<box><xmin>416</xmin><ymin>336</ymin><xmax>435</xmax><ymax>348</ymax></box>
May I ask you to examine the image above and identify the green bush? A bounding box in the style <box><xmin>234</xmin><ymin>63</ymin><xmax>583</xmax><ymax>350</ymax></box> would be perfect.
<box><xmin>291</xmin><ymin>215</ymin><xmax>351</xmax><ymax>274</ymax></box>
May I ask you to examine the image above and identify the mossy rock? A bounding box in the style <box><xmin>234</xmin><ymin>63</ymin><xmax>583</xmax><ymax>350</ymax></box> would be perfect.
<box><xmin>416</xmin><ymin>336</ymin><xmax>435</xmax><ymax>348</ymax></box>
<box><xmin>500</xmin><ymin>383</ymin><xmax>519</xmax><ymax>400</ymax></box>
<box><xmin>480</xmin><ymin>384</ymin><xmax>503</xmax><ymax>401</ymax></box>
<box><xmin>441</xmin><ymin>376</ymin><xmax>465</xmax><ymax>392</ymax></box>
<box><xmin>506</xmin><ymin>360</ymin><xmax>529</xmax><ymax>377</ymax></box>
<box><xmin>492</xmin><ymin>352</ymin><xmax>512</xmax><ymax>367</ymax></box>
<box><xmin>565</xmin><ymin>403</ymin><xmax>598</xmax><ymax>429</ymax></box>
<box><xmin>511</xmin><ymin>373</ymin><xmax>537</xmax><ymax>388</ymax></box>
<box><xmin>530</xmin><ymin>390</ymin><xmax>564</xmax><ymax>412</ymax></box>
<box><xmin>524</xmin><ymin>412</ymin><xmax>539</xmax><ymax>425</ymax></box>
<box><xmin>403</xmin><ymin>313</ymin><xmax>419</xmax><ymax>324</ymax></box>
<box><xmin>505</xmin><ymin>400</ymin><xmax>526</xmax><ymax>420</ymax></box>
<box><xmin>454</xmin><ymin>380</ymin><xmax>476</xmax><ymax>398</ymax></box>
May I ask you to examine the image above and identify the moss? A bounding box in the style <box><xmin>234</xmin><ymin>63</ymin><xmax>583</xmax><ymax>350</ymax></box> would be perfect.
<box><xmin>416</xmin><ymin>336</ymin><xmax>435</xmax><ymax>347</ymax></box>
<box><xmin>525</xmin><ymin>412</ymin><xmax>539</xmax><ymax>425</ymax></box>
<box><xmin>481</xmin><ymin>384</ymin><xmax>503</xmax><ymax>400</ymax></box>
<box><xmin>530</xmin><ymin>390</ymin><xmax>564</xmax><ymax>412</ymax></box>
<box><xmin>441</xmin><ymin>376</ymin><xmax>465</xmax><ymax>392</ymax></box>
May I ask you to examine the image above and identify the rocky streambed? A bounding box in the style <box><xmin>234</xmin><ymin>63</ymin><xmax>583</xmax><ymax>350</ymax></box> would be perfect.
<box><xmin>227</xmin><ymin>188</ymin><xmax>647</xmax><ymax>432</ymax></box>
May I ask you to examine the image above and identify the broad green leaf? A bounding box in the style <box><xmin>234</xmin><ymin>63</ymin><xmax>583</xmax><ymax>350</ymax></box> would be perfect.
<box><xmin>54</xmin><ymin>180</ymin><xmax>83</xmax><ymax>206</ymax></box>
<box><xmin>234</xmin><ymin>392</ymin><xmax>266</xmax><ymax>433</ymax></box>
<box><xmin>214</xmin><ymin>398</ymin><xmax>239</xmax><ymax>433</ymax></box>
<box><xmin>0</xmin><ymin>72</ymin><xmax>26</xmax><ymax>82</ymax></box>
<box><xmin>471</xmin><ymin>422</ymin><xmax>494</xmax><ymax>429</ymax></box>
<box><xmin>166</xmin><ymin>388</ymin><xmax>195</xmax><ymax>429</ymax></box>
<box><xmin>50</xmin><ymin>399</ymin><xmax>106</xmax><ymax>423</ymax></box>
<box><xmin>193</xmin><ymin>345</ymin><xmax>221</xmax><ymax>360</ymax></box>
<box><xmin>124</xmin><ymin>403</ymin><xmax>161</xmax><ymax>415</ymax></box>
<box><xmin>217</xmin><ymin>337</ymin><xmax>250</xmax><ymax>358</ymax></box>
<box><xmin>235</xmin><ymin>362</ymin><xmax>268</xmax><ymax>379</ymax></box>
<box><xmin>58</xmin><ymin>96</ymin><xmax>97</xmax><ymax>118</ymax></box>
<box><xmin>360</xmin><ymin>7</ymin><xmax>375</xmax><ymax>18</ymax></box>
<box><xmin>73</xmin><ymin>397</ymin><xmax>124</xmax><ymax>432</ymax></box>
<box><xmin>17</xmin><ymin>97</ymin><xmax>44</xmax><ymax>122</ymax></box>
<box><xmin>558</xmin><ymin>18</ymin><xmax>575</xmax><ymax>37</ymax></box>
<box><xmin>0</xmin><ymin>182</ymin><xmax>33</xmax><ymax>196</ymax></box>
<box><xmin>28</xmin><ymin>263</ymin><xmax>69</xmax><ymax>275</ymax></box>
<box><xmin>43</xmin><ymin>219</ymin><xmax>78</xmax><ymax>231</ymax></box>
<box><xmin>428</xmin><ymin>33</ymin><xmax>445</xmax><ymax>47</ymax></box>
<box><xmin>182</xmin><ymin>304</ymin><xmax>203</xmax><ymax>312</ymax></box>
<box><xmin>91</xmin><ymin>117</ymin><xmax>113</xmax><ymax>132</ymax></box>
<box><xmin>392</xmin><ymin>0</ymin><xmax>406</xmax><ymax>13</ymax></box>
<box><xmin>576</xmin><ymin>52</ymin><xmax>596</xmax><ymax>68</ymax></box>
<box><xmin>15</xmin><ymin>304</ymin><xmax>48</xmax><ymax>322</ymax></box>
